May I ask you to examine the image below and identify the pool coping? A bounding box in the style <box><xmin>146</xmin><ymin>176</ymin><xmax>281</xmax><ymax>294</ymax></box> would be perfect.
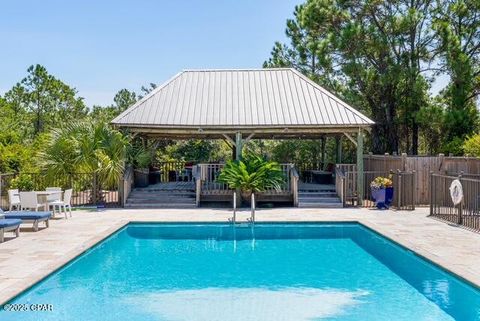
<box><xmin>1</xmin><ymin>217</ymin><xmax>479</xmax><ymax>305</ymax></box>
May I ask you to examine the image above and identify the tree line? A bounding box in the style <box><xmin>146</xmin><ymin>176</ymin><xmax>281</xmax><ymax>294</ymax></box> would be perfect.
<box><xmin>264</xmin><ymin>0</ymin><xmax>479</xmax><ymax>155</ymax></box>
<box><xmin>1</xmin><ymin>0</ymin><xmax>479</xmax><ymax>179</ymax></box>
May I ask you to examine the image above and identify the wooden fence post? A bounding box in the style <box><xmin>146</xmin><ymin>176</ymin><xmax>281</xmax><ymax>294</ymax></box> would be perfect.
<box><xmin>356</xmin><ymin>130</ymin><xmax>364</xmax><ymax>206</ymax></box>
<box><xmin>401</xmin><ymin>153</ymin><xmax>407</xmax><ymax>171</ymax></box>
<box><xmin>438</xmin><ymin>153</ymin><xmax>445</xmax><ymax>173</ymax></box>
<box><xmin>384</xmin><ymin>153</ymin><xmax>389</xmax><ymax>173</ymax></box>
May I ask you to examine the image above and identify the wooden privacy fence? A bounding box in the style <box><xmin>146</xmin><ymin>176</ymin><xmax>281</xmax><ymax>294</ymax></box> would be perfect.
<box><xmin>364</xmin><ymin>154</ymin><xmax>480</xmax><ymax>205</ymax></box>
<box><xmin>430</xmin><ymin>173</ymin><xmax>480</xmax><ymax>232</ymax></box>
<box><xmin>0</xmin><ymin>172</ymin><xmax>120</xmax><ymax>210</ymax></box>
<box><xmin>335</xmin><ymin>165</ymin><xmax>416</xmax><ymax>210</ymax></box>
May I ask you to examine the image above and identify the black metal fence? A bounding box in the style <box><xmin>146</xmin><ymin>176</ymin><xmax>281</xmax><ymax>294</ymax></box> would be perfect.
<box><xmin>341</xmin><ymin>170</ymin><xmax>416</xmax><ymax>210</ymax></box>
<box><xmin>0</xmin><ymin>172</ymin><xmax>120</xmax><ymax>210</ymax></box>
<box><xmin>430</xmin><ymin>173</ymin><xmax>480</xmax><ymax>232</ymax></box>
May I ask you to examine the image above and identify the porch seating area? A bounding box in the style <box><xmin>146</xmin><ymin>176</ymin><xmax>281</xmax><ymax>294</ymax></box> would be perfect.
<box><xmin>123</xmin><ymin>162</ymin><xmax>344</xmax><ymax>208</ymax></box>
<box><xmin>113</xmin><ymin>69</ymin><xmax>374</xmax><ymax>209</ymax></box>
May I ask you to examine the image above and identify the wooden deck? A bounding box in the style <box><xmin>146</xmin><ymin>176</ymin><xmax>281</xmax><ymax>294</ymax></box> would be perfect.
<box><xmin>137</xmin><ymin>181</ymin><xmax>195</xmax><ymax>191</ymax></box>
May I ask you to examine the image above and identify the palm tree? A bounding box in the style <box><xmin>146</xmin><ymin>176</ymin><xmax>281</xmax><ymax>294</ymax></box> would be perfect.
<box><xmin>39</xmin><ymin>121</ymin><xmax>128</xmax><ymax>202</ymax></box>
<box><xmin>217</xmin><ymin>155</ymin><xmax>285</xmax><ymax>204</ymax></box>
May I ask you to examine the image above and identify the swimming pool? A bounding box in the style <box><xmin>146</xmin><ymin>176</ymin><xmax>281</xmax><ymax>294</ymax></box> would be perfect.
<box><xmin>1</xmin><ymin>223</ymin><xmax>479</xmax><ymax>321</ymax></box>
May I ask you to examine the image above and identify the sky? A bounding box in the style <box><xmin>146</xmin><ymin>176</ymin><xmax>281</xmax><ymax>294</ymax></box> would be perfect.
<box><xmin>1</xmin><ymin>0</ymin><xmax>449</xmax><ymax>108</ymax></box>
<box><xmin>0</xmin><ymin>0</ymin><xmax>301</xmax><ymax>107</ymax></box>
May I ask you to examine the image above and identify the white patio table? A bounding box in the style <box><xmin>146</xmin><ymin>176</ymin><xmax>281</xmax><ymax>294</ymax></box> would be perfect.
<box><xmin>14</xmin><ymin>190</ymin><xmax>63</xmax><ymax>211</ymax></box>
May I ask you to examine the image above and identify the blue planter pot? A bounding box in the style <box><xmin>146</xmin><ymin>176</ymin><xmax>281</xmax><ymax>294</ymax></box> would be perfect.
<box><xmin>371</xmin><ymin>187</ymin><xmax>394</xmax><ymax>209</ymax></box>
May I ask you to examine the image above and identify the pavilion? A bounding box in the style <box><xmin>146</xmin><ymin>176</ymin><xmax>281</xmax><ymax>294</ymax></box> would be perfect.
<box><xmin>112</xmin><ymin>68</ymin><xmax>374</xmax><ymax>207</ymax></box>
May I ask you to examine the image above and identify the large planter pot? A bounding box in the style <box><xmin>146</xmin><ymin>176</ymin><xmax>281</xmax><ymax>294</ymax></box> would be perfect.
<box><xmin>371</xmin><ymin>187</ymin><xmax>394</xmax><ymax>209</ymax></box>
<box><xmin>134</xmin><ymin>168</ymin><xmax>149</xmax><ymax>188</ymax></box>
<box><xmin>240</xmin><ymin>190</ymin><xmax>255</xmax><ymax>207</ymax></box>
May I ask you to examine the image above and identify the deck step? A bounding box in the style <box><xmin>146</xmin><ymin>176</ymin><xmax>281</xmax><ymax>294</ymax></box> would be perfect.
<box><xmin>298</xmin><ymin>197</ymin><xmax>341</xmax><ymax>203</ymax></box>
<box><xmin>126</xmin><ymin>198</ymin><xmax>195</xmax><ymax>204</ymax></box>
<box><xmin>298</xmin><ymin>202</ymin><xmax>343</xmax><ymax>208</ymax></box>
<box><xmin>298</xmin><ymin>192</ymin><xmax>338</xmax><ymax>197</ymax></box>
<box><xmin>126</xmin><ymin>183</ymin><xmax>197</xmax><ymax>208</ymax></box>
<box><xmin>297</xmin><ymin>185</ymin><xmax>342</xmax><ymax>207</ymax></box>
<box><xmin>128</xmin><ymin>193</ymin><xmax>196</xmax><ymax>199</ymax></box>
<box><xmin>124</xmin><ymin>203</ymin><xmax>197</xmax><ymax>209</ymax></box>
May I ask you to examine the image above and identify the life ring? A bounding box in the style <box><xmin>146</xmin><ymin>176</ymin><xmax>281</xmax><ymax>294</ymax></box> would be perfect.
<box><xmin>449</xmin><ymin>179</ymin><xmax>463</xmax><ymax>205</ymax></box>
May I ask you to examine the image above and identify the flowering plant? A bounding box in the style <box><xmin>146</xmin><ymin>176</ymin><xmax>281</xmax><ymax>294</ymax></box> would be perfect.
<box><xmin>370</xmin><ymin>175</ymin><xmax>393</xmax><ymax>189</ymax></box>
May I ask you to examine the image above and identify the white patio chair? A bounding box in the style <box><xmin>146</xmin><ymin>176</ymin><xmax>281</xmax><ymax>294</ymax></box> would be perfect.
<box><xmin>19</xmin><ymin>191</ymin><xmax>46</xmax><ymax>211</ymax></box>
<box><xmin>46</xmin><ymin>187</ymin><xmax>62</xmax><ymax>218</ymax></box>
<box><xmin>8</xmin><ymin>189</ymin><xmax>21</xmax><ymax>211</ymax></box>
<box><xmin>49</xmin><ymin>189</ymin><xmax>72</xmax><ymax>219</ymax></box>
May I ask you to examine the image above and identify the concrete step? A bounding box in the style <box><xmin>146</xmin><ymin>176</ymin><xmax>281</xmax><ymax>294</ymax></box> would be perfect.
<box><xmin>129</xmin><ymin>190</ymin><xmax>195</xmax><ymax>195</ymax></box>
<box><xmin>133</xmin><ymin>188</ymin><xmax>195</xmax><ymax>192</ymax></box>
<box><xmin>128</xmin><ymin>193</ymin><xmax>195</xmax><ymax>199</ymax></box>
<box><xmin>298</xmin><ymin>197</ymin><xmax>341</xmax><ymax>203</ymax></box>
<box><xmin>298</xmin><ymin>192</ymin><xmax>338</xmax><ymax>197</ymax></box>
<box><xmin>126</xmin><ymin>198</ymin><xmax>195</xmax><ymax>204</ymax></box>
<box><xmin>124</xmin><ymin>203</ymin><xmax>197</xmax><ymax>209</ymax></box>
<box><xmin>298</xmin><ymin>202</ymin><xmax>343</xmax><ymax>208</ymax></box>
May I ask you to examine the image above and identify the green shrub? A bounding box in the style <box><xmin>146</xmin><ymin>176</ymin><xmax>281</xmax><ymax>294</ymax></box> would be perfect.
<box><xmin>9</xmin><ymin>174</ymin><xmax>34</xmax><ymax>191</ymax></box>
<box><xmin>463</xmin><ymin>134</ymin><xmax>480</xmax><ymax>157</ymax></box>
<box><xmin>217</xmin><ymin>155</ymin><xmax>285</xmax><ymax>196</ymax></box>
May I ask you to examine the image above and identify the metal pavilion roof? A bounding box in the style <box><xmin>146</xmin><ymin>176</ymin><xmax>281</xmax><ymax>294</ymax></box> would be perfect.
<box><xmin>111</xmin><ymin>68</ymin><xmax>374</xmax><ymax>138</ymax></box>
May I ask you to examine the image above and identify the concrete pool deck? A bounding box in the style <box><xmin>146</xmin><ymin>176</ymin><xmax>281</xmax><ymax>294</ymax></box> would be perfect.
<box><xmin>0</xmin><ymin>207</ymin><xmax>479</xmax><ymax>304</ymax></box>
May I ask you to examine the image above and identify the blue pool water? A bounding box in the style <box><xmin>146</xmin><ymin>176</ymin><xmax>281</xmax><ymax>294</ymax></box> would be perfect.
<box><xmin>1</xmin><ymin>223</ymin><xmax>479</xmax><ymax>321</ymax></box>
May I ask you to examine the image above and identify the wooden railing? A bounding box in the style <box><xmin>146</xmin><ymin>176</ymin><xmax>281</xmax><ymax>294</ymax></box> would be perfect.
<box><xmin>119</xmin><ymin>166</ymin><xmax>134</xmax><ymax>207</ymax></box>
<box><xmin>153</xmin><ymin>161</ymin><xmax>195</xmax><ymax>182</ymax></box>
<box><xmin>195</xmin><ymin>163</ymin><xmax>295</xmax><ymax>204</ymax></box>
<box><xmin>199</xmin><ymin>163</ymin><xmax>230</xmax><ymax>195</ymax></box>
<box><xmin>262</xmin><ymin>163</ymin><xmax>292</xmax><ymax>195</ymax></box>
<box><xmin>334</xmin><ymin>166</ymin><xmax>346</xmax><ymax>207</ymax></box>
<box><xmin>336</xmin><ymin>163</ymin><xmax>357</xmax><ymax>174</ymax></box>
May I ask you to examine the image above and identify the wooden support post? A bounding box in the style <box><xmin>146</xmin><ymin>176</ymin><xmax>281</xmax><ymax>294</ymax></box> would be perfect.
<box><xmin>321</xmin><ymin>136</ymin><xmax>326</xmax><ymax>169</ymax></box>
<box><xmin>335</xmin><ymin>135</ymin><xmax>342</xmax><ymax>164</ymax></box>
<box><xmin>235</xmin><ymin>132</ymin><xmax>243</xmax><ymax>161</ymax></box>
<box><xmin>356</xmin><ymin>129</ymin><xmax>364</xmax><ymax>206</ymax></box>
<box><xmin>235</xmin><ymin>132</ymin><xmax>243</xmax><ymax>206</ymax></box>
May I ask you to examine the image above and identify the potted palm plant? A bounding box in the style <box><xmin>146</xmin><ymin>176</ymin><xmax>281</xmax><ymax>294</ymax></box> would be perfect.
<box><xmin>127</xmin><ymin>143</ymin><xmax>153</xmax><ymax>188</ymax></box>
<box><xmin>217</xmin><ymin>155</ymin><xmax>285</xmax><ymax>206</ymax></box>
<box><xmin>370</xmin><ymin>175</ymin><xmax>394</xmax><ymax>209</ymax></box>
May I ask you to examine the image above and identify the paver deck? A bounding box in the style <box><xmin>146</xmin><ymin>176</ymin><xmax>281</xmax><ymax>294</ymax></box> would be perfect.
<box><xmin>0</xmin><ymin>207</ymin><xmax>479</xmax><ymax>304</ymax></box>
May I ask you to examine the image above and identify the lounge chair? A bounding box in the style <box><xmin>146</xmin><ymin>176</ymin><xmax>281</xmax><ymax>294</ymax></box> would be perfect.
<box><xmin>0</xmin><ymin>218</ymin><xmax>22</xmax><ymax>243</ymax></box>
<box><xmin>2</xmin><ymin>211</ymin><xmax>51</xmax><ymax>232</ymax></box>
